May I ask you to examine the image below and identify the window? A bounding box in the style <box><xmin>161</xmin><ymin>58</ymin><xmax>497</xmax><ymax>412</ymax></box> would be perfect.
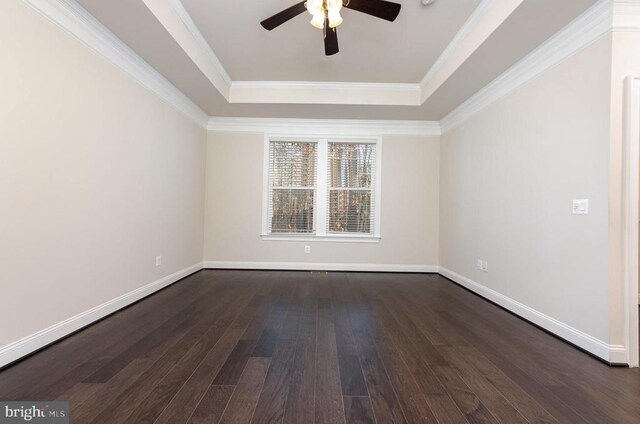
<box><xmin>263</xmin><ymin>137</ymin><xmax>381</xmax><ymax>241</ymax></box>
<box><xmin>327</xmin><ymin>142</ymin><xmax>376</xmax><ymax>234</ymax></box>
<box><xmin>267</xmin><ymin>141</ymin><xmax>317</xmax><ymax>234</ymax></box>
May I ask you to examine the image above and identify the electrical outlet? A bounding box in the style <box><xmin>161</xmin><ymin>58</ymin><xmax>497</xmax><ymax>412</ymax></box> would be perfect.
<box><xmin>572</xmin><ymin>199</ymin><xmax>589</xmax><ymax>215</ymax></box>
<box><xmin>155</xmin><ymin>256</ymin><xmax>162</xmax><ymax>267</ymax></box>
<box><xmin>305</xmin><ymin>246</ymin><xmax>311</xmax><ymax>254</ymax></box>
<box><xmin>477</xmin><ymin>260</ymin><xmax>488</xmax><ymax>272</ymax></box>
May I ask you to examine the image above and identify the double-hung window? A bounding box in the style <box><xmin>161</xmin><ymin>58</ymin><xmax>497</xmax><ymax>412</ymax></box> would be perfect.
<box><xmin>263</xmin><ymin>137</ymin><xmax>381</xmax><ymax>241</ymax></box>
<box><xmin>267</xmin><ymin>140</ymin><xmax>318</xmax><ymax>234</ymax></box>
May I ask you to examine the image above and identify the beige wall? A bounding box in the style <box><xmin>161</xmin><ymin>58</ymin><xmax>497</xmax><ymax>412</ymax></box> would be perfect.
<box><xmin>203</xmin><ymin>132</ymin><xmax>440</xmax><ymax>267</ymax></box>
<box><xmin>440</xmin><ymin>36</ymin><xmax>613</xmax><ymax>344</ymax></box>
<box><xmin>0</xmin><ymin>1</ymin><xmax>206</xmax><ymax>347</ymax></box>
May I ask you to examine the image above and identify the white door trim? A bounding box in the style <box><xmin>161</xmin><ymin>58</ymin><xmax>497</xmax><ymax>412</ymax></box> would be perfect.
<box><xmin>623</xmin><ymin>75</ymin><xmax>640</xmax><ymax>367</ymax></box>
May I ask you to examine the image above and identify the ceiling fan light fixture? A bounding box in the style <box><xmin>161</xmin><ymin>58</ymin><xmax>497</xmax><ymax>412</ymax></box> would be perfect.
<box><xmin>305</xmin><ymin>0</ymin><xmax>324</xmax><ymax>15</ymax></box>
<box><xmin>328</xmin><ymin>9</ymin><xmax>343</xmax><ymax>28</ymax></box>
<box><xmin>310</xmin><ymin>12</ymin><xmax>326</xmax><ymax>29</ymax></box>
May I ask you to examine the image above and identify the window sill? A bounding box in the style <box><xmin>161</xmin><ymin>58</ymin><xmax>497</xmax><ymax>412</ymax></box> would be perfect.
<box><xmin>261</xmin><ymin>235</ymin><xmax>381</xmax><ymax>244</ymax></box>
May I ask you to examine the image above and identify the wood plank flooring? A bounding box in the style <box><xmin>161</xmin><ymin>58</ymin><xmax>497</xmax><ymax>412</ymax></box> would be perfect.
<box><xmin>0</xmin><ymin>270</ymin><xmax>639</xmax><ymax>424</ymax></box>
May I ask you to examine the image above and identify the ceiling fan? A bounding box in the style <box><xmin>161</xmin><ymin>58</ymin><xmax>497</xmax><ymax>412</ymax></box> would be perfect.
<box><xmin>260</xmin><ymin>0</ymin><xmax>402</xmax><ymax>56</ymax></box>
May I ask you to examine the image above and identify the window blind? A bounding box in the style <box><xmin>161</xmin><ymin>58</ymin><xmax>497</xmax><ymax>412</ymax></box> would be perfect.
<box><xmin>327</xmin><ymin>142</ymin><xmax>376</xmax><ymax>234</ymax></box>
<box><xmin>268</xmin><ymin>141</ymin><xmax>318</xmax><ymax>234</ymax></box>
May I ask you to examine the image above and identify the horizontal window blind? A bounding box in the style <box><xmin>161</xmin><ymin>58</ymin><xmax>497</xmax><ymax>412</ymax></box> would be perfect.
<box><xmin>268</xmin><ymin>141</ymin><xmax>317</xmax><ymax>234</ymax></box>
<box><xmin>327</xmin><ymin>142</ymin><xmax>376</xmax><ymax>235</ymax></box>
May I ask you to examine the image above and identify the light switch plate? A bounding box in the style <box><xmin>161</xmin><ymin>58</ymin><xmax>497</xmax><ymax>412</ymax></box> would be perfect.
<box><xmin>572</xmin><ymin>199</ymin><xmax>589</xmax><ymax>215</ymax></box>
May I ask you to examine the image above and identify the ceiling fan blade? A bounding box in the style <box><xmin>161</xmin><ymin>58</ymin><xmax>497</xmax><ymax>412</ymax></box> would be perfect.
<box><xmin>261</xmin><ymin>1</ymin><xmax>307</xmax><ymax>31</ymax></box>
<box><xmin>343</xmin><ymin>0</ymin><xmax>401</xmax><ymax>22</ymax></box>
<box><xmin>324</xmin><ymin>21</ymin><xmax>339</xmax><ymax>56</ymax></box>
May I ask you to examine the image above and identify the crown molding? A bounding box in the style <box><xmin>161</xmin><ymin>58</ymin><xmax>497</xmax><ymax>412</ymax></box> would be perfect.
<box><xmin>24</xmin><ymin>0</ymin><xmax>628</xmax><ymax>133</ymax></box>
<box><xmin>207</xmin><ymin>117</ymin><xmax>441</xmax><ymax>136</ymax></box>
<box><xmin>141</xmin><ymin>0</ymin><xmax>231</xmax><ymax>99</ymax></box>
<box><xmin>440</xmin><ymin>0</ymin><xmax>613</xmax><ymax>134</ymax></box>
<box><xmin>24</xmin><ymin>0</ymin><xmax>208</xmax><ymax>127</ymax></box>
<box><xmin>613</xmin><ymin>0</ymin><xmax>640</xmax><ymax>30</ymax></box>
<box><xmin>167</xmin><ymin>0</ymin><xmax>232</xmax><ymax>96</ymax></box>
<box><xmin>229</xmin><ymin>81</ymin><xmax>422</xmax><ymax>106</ymax></box>
<box><xmin>419</xmin><ymin>0</ymin><xmax>524</xmax><ymax>103</ymax></box>
<box><xmin>419</xmin><ymin>0</ymin><xmax>493</xmax><ymax>93</ymax></box>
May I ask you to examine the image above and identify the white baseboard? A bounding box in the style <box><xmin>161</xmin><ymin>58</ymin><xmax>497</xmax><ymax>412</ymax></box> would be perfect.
<box><xmin>438</xmin><ymin>267</ymin><xmax>627</xmax><ymax>365</ymax></box>
<box><xmin>203</xmin><ymin>261</ymin><xmax>438</xmax><ymax>273</ymax></box>
<box><xmin>0</xmin><ymin>262</ymin><xmax>204</xmax><ymax>368</ymax></box>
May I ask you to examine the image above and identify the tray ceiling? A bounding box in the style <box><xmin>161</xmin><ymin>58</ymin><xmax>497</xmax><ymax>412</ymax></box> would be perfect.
<box><xmin>74</xmin><ymin>0</ymin><xmax>599</xmax><ymax>120</ymax></box>
<box><xmin>180</xmin><ymin>0</ymin><xmax>481</xmax><ymax>83</ymax></box>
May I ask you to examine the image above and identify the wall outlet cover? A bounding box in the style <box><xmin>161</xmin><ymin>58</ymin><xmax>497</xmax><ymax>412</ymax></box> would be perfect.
<box><xmin>572</xmin><ymin>199</ymin><xmax>589</xmax><ymax>215</ymax></box>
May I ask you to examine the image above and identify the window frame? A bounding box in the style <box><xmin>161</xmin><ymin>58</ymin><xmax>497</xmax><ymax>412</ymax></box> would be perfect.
<box><xmin>262</xmin><ymin>134</ymin><xmax>382</xmax><ymax>243</ymax></box>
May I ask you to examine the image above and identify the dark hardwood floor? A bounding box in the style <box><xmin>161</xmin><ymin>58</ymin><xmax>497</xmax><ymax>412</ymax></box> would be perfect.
<box><xmin>1</xmin><ymin>270</ymin><xmax>639</xmax><ymax>423</ymax></box>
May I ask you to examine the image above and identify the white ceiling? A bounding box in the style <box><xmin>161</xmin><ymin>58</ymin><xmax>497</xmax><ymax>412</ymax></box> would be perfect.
<box><xmin>180</xmin><ymin>0</ymin><xmax>481</xmax><ymax>83</ymax></box>
<box><xmin>75</xmin><ymin>0</ymin><xmax>598</xmax><ymax>120</ymax></box>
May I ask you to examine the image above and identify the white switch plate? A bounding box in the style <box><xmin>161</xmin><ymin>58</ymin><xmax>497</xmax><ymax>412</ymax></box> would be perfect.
<box><xmin>572</xmin><ymin>199</ymin><xmax>589</xmax><ymax>215</ymax></box>
<box><xmin>155</xmin><ymin>256</ymin><xmax>162</xmax><ymax>267</ymax></box>
<box><xmin>477</xmin><ymin>260</ymin><xmax>483</xmax><ymax>270</ymax></box>
<box><xmin>304</xmin><ymin>246</ymin><xmax>311</xmax><ymax>254</ymax></box>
